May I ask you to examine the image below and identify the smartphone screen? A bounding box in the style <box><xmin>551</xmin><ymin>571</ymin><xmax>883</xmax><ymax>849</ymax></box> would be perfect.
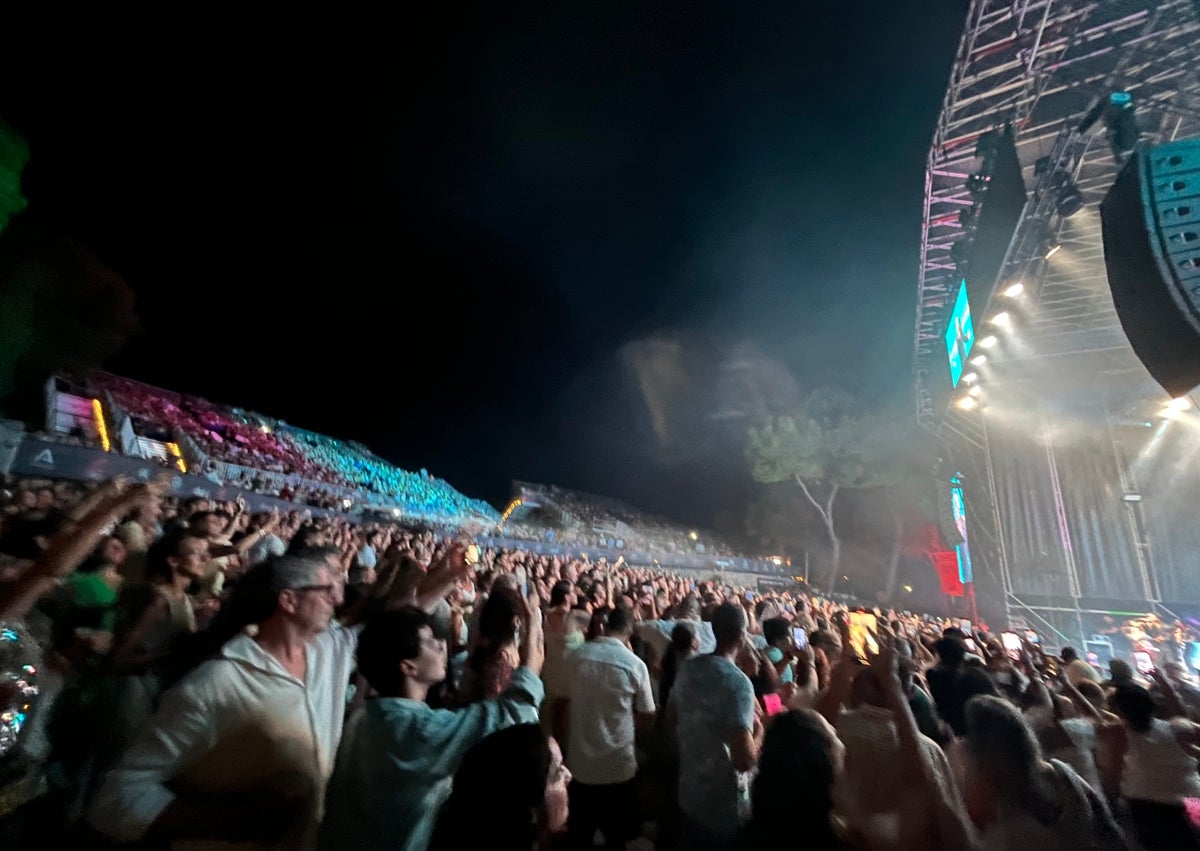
<box><xmin>762</xmin><ymin>693</ymin><xmax>784</xmax><ymax>716</ymax></box>
<box><xmin>792</xmin><ymin>627</ymin><xmax>808</xmax><ymax>649</ymax></box>
<box><xmin>1025</xmin><ymin>629</ymin><xmax>1040</xmax><ymax>645</ymax></box>
<box><xmin>1086</xmin><ymin>651</ymin><xmax>1100</xmax><ymax>667</ymax></box>
<box><xmin>848</xmin><ymin>611</ymin><xmax>879</xmax><ymax>658</ymax></box>
<box><xmin>964</xmin><ymin>638</ymin><xmax>979</xmax><ymax>654</ymax></box>
<box><xmin>1001</xmin><ymin>631</ymin><xmax>1021</xmax><ymax>660</ymax></box>
<box><xmin>1134</xmin><ymin>651</ymin><xmax>1153</xmax><ymax>674</ymax></box>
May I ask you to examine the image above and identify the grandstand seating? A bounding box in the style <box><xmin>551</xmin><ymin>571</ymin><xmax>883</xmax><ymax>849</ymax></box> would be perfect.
<box><xmin>82</xmin><ymin>373</ymin><xmax>497</xmax><ymax>523</ymax></box>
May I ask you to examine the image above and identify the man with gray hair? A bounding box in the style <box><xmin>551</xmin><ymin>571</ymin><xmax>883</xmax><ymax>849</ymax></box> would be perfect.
<box><xmin>89</xmin><ymin>546</ymin><xmax>455</xmax><ymax>849</ymax></box>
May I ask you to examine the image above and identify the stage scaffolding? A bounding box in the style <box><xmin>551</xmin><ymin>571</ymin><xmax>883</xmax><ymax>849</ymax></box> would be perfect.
<box><xmin>912</xmin><ymin>0</ymin><xmax>1200</xmax><ymax>647</ymax></box>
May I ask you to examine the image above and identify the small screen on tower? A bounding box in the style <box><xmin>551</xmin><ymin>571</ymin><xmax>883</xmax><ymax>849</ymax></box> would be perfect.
<box><xmin>944</xmin><ymin>278</ymin><xmax>975</xmax><ymax>386</ymax></box>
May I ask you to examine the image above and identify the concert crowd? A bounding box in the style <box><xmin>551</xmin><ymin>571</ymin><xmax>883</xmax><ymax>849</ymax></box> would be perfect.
<box><xmin>2</xmin><ymin>474</ymin><xmax>1200</xmax><ymax>850</ymax></box>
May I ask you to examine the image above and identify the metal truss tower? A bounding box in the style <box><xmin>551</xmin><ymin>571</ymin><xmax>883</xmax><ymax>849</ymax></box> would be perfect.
<box><xmin>912</xmin><ymin>0</ymin><xmax>1200</xmax><ymax>638</ymax></box>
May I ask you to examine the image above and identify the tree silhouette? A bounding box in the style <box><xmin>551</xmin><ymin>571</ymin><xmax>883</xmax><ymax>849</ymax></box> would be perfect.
<box><xmin>746</xmin><ymin>389</ymin><xmax>930</xmax><ymax>593</ymax></box>
<box><xmin>0</xmin><ymin>226</ymin><xmax>139</xmax><ymax>420</ymax></box>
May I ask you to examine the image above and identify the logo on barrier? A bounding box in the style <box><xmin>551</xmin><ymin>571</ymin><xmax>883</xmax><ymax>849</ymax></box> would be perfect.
<box><xmin>31</xmin><ymin>448</ymin><xmax>55</xmax><ymax>469</ymax></box>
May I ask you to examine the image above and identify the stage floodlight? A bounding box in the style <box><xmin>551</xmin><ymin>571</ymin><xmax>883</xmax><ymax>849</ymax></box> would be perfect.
<box><xmin>1045</xmin><ymin>242</ymin><xmax>1062</xmax><ymax>259</ymax></box>
<box><xmin>990</xmin><ymin>311</ymin><xmax>1011</xmax><ymax>327</ymax></box>
<box><xmin>979</xmin><ymin>335</ymin><xmax>998</xmax><ymax>349</ymax></box>
<box><xmin>963</xmin><ymin>372</ymin><xmax>978</xmax><ymax>384</ymax></box>
<box><xmin>1002</xmin><ymin>282</ymin><xmax>1024</xmax><ymax>298</ymax></box>
<box><xmin>1167</xmin><ymin>397</ymin><xmax>1193</xmax><ymax>412</ymax></box>
<box><xmin>966</xmin><ymin>173</ymin><xmax>990</xmax><ymax>199</ymax></box>
<box><xmin>1056</xmin><ymin>182</ymin><xmax>1085</xmax><ymax>217</ymax></box>
<box><xmin>968</xmin><ymin>385</ymin><xmax>983</xmax><ymax>398</ymax></box>
<box><xmin>970</xmin><ymin>354</ymin><xmax>988</xmax><ymax>366</ymax></box>
<box><xmin>957</xmin><ymin>396</ymin><xmax>979</xmax><ymax>411</ymax></box>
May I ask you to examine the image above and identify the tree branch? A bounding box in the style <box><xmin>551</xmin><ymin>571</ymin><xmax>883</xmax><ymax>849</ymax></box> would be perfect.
<box><xmin>794</xmin><ymin>476</ymin><xmax>829</xmax><ymax>523</ymax></box>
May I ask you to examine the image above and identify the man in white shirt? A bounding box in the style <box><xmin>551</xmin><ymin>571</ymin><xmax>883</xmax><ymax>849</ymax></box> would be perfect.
<box><xmin>565</xmin><ymin>606</ymin><xmax>656</xmax><ymax>850</ymax></box>
<box><xmin>89</xmin><ymin>553</ymin><xmax>359</xmax><ymax>848</ymax></box>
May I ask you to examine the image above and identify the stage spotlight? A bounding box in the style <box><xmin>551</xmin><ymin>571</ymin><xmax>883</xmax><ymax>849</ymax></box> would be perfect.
<box><xmin>1002</xmin><ymin>282</ymin><xmax>1024</xmax><ymax>298</ymax></box>
<box><xmin>980</xmin><ymin>335</ymin><xmax>998</xmax><ymax>349</ymax></box>
<box><xmin>963</xmin><ymin>372</ymin><xmax>978</xmax><ymax>384</ymax></box>
<box><xmin>970</xmin><ymin>354</ymin><xmax>988</xmax><ymax>366</ymax></box>
<box><xmin>990</xmin><ymin>311</ymin><xmax>1011</xmax><ymax>327</ymax></box>
<box><xmin>1045</xmin><ymin>242</ymin><xmax>1062</xmax><ymax>259</ymax></box>
<box><xmin>1056</xmin><ymin>182</ymin><xmax>1085</xmax><ymax>217</ymax></box>
<box><xmin>1167</xmin><ymin>397</ymin><xmax>1193</xmax><ymax>412</ymax></box>
<box><xmin>968</xmin><ymin>385</ymin><xmax>983</xmax><ymax>398</ymax></box>
<box><xmin>957</xmin><ymin>396</ymin><xmax>979</xmax><ymax>411</ymax></box>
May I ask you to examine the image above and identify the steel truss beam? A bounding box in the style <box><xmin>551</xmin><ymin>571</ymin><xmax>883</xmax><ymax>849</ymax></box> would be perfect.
<box><xmin>915</xmin><ymin>0</ymin><xmax>1200</xmax><ymax>431</ymax></box>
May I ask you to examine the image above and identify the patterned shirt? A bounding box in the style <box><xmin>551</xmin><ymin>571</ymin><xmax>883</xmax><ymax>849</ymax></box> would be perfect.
<box><xmin>670</xmin><ymin>654</ymin><xmax>756</xmax><ymax>836</ymax></box>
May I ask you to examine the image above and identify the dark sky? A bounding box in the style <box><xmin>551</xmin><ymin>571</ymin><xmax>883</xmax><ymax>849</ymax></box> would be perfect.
<box><xmin>1</xmin><ymin>2</ymin><xmax>967</xmax><ymax>525</ymax></box>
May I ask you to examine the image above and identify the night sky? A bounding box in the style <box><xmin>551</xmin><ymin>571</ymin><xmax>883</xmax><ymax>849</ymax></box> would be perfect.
<box><xmin>1</xmin><ymin>2</ymin><xmax>968</xmax><ymax>525</ymax></box>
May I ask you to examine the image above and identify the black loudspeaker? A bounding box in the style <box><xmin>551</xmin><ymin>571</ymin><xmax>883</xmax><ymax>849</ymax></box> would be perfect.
<box><xmin>1101</xmin><ymin>137</ymin><xmax>1200</xmax><ymax>396</ymax></box>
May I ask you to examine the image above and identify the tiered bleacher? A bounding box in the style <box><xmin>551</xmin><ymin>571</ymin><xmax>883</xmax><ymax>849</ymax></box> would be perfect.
<box><xmin>55</xmin><ymin>373</ymin><xmax>499</xmax><ymax>525</ymax></box>
<box><xmin>504</xmin><ymin>481</ymin><xmax>739</xmax><ymax>556</ymax></box>
<box><xmin>31</xmin><ymin>373</ymin><xmax>782</xmax><ymax>570</ymax></box>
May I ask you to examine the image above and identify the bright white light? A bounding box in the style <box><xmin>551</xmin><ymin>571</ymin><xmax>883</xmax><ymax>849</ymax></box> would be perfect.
<box><xmin>1003</xmin><ymin>282</ymin><xmax>1024</xmax><ymax>298</ymax></box>
<box><xmin>970</xmin><ymin>354</ymin><xmax>988</xmax><ymax>366</ymax></box>
<box><xmin>990</xmin><ymin>311</ymin><xmax>1011</xmax><ymax>327</ymax></box>
<box><xmin>979</xmin><ymin>335</ymin><xmax>998</xmax><ymax>349</ymax></box>
<box><xmin>1045</xmin><ymin>243</ymin><xmax>1061</xmax><ymax>259</ymax></box>
<box><xmin>968</xmin><ymin>385</ymin><xmax>983</xmax><ymax>398</ymax></box>
<box><xmin>1167</xmin><ymin>397</ymin><xmax>1193</xmax><ymax>412</ymax></box>
<box><xmin>963</xmin><ymin>372</ymin><xmax>978</xmax><ymax>385</ymax></box>
<box><xmin>957</xmin><ymin>396</ymin><xmax>979</xmax><ymax>411</ymax></box>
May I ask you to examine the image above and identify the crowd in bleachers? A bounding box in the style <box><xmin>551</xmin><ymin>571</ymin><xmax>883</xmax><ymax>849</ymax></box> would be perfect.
<box><xmin>284</xmin><ymin>427</ymin><xmax>497</xmax><ymax>522</ymax></box>
<box><xmin>80</xmin><ymin>374</ymin><xmax>497</xmax><ymax>524</ymax></box>
<box><xmin>512</xmin><ymin>483</ymin><xmax>738</xmax><ymax>557</ymax></box>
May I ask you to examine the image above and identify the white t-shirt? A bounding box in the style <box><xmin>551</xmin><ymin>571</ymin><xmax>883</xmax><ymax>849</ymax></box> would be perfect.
<box><xmin>566</xmin><ymin>637</ymin><xmax>655</xmax><ymax>785</ymax></box>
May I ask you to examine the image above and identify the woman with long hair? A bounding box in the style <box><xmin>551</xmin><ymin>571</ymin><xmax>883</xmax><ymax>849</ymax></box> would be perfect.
<box><xmin>743</xmin><ymin>709</ymin><xmax>849</xmax><ymax>850</ymax></box>
<box><xmin>458</xmin><ymin>584</ymin><xmax>523</xmax><ymax>704</ymax></box>
<box><xmin>430</xmin><ymin>724</ymin><xmax>570</xmax><ymax>851</ymax></box>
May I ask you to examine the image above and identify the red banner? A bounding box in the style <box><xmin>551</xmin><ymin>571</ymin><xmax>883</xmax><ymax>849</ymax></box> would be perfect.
<box><xmin>932</xmin><ymin>550</ymin><xmax>965</xmax><ymax>597</ymax></box>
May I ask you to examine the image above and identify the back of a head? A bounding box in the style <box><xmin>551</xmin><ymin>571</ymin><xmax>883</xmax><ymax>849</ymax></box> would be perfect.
<box><xmin>936</xmin><ymin>636</ymin><xmax>967</xmax><ymax>667</ymax></box>
<box><xmin>479</xmin><ymin>585</ymin><xmax>522</xmax><ymax>645</ymax></box>
<box><xmin>670</xmin><ymin>621</ymin><xmax>696</xmax><ymax>655</ymax></box>
<box><xmin>604</xmin><ymin>605</ymin><xmax>633</xmax><ymax>638</ymax></box>
<box><xmin>748</xmin><ymin>709</ymin><xmax>839</xmax><ymax>848</ymax></box>
<box><xmin>710</xmin><ymin>602</ymin><xmax>746</xmax><ymax>646</ymax></box>
<box><xmin>964</xmin><ymin>695</ymin><xmax>1040</xmax><ymax>804</ymax></box>
<box><xmin>1109</xmin><ymin>659</ymin><xmax>1133</xmax><ymax>683</ymax></box>
<box><xmin>762</xmin><ymin>617</ymin><xmax>790</xmax><ymax>646</ymax></box>
<box><xmin>549</xmin><ymin>579</ymin><xmax>573</xmax><ymax>607</ymax></box>
<box><xmin>432</xmin><ymin>724</ymin><xmax>549</xmax><ymax>849</ymax></box>
<box><xmin>1061</xmin><ymin>646</ymin><xmax>1078</xmax><ymax>663</ymax></box>
<box><xmin>1111</xmin><ymin>683</ymin><xmax>1155</xmax><ymax>733</ymax></box>
<box><xmin>679</xmin><ymin>593</ymin><xmax>701</xmax><ymax>620</ymax></box>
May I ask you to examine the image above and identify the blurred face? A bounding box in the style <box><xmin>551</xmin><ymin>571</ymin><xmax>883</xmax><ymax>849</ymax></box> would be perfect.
<box><xmin>100</xmin><ymin>563</ymin><xmax>124</xmax><ymax>592</ymax></box>
<box><xmin>284</xmin><ymin>567</ymin><xmax>338</xmax><ymax>635</ymax></box>
<box><xmin>102</xmin><ymin>537</ymin><xmax>127</xmax><ymax>566</ymax></box>
<box><xmin>169</xmin><ymin>536</ymin><xmax>210</xmax><ymax>579</ymax></box>
<box><xmin>401</xmin><ymin>625</ymin><xmax>448</xmax><ymax>685</ymax></box>
<box><xmin>543</xmin><ymin>737</ymin><xmax>571</xmax><ymax>834</ymax></box>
